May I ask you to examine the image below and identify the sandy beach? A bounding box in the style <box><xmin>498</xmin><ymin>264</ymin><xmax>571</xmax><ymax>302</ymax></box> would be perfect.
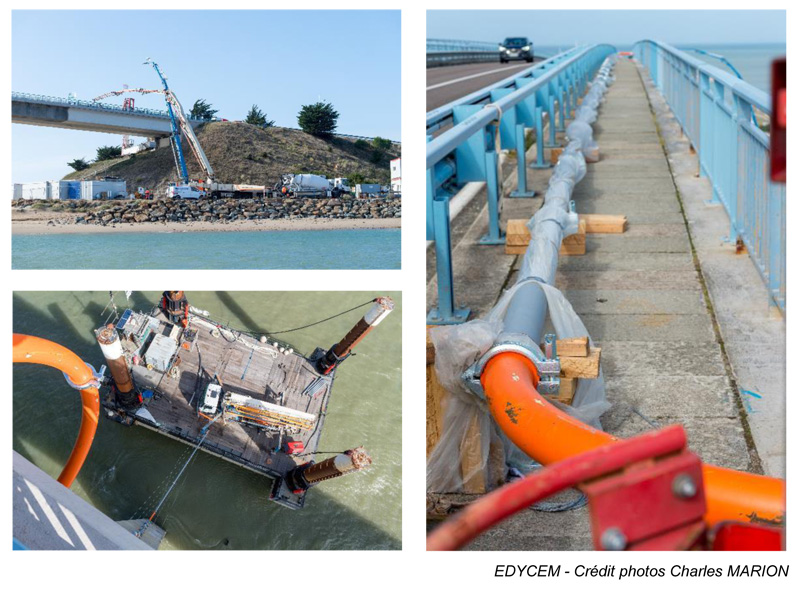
<box><xmin>12</xmin><ymin>210</ymin><xmax>401</xmax><ymax>235</ymax></box>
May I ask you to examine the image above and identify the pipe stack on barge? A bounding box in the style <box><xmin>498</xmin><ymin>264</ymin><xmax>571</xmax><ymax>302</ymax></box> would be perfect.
<box><xmin>96</xmin><ymin>292</ymin><xmax>394</xmax><ymax>509</ymax></box>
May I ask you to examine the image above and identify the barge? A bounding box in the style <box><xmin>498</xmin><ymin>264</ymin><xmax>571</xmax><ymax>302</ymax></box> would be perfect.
<box><xmin>96</xmin><ymin>291</ymin><xmax>393</xmax><ymax>509</ymax></box>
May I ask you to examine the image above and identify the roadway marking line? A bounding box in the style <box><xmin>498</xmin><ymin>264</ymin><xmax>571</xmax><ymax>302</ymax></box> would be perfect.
<box><xmin>426</xmin><ymin>64</ymin><xmax>530</xmax><ymax>91</ymax></box>
<box><xmin>23</xmin><ymin>478</ymin><xmax>74</xmax><ymax>547</ymax></box>
<box><xmin>59</xmin><ymin>503</ymin><xmax>97</xmax><ymax>550</ymax></box>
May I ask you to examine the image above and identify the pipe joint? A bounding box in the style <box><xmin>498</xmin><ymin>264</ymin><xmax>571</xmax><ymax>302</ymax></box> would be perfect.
<box><xmin>462</xmin><ymin>333</ymin><xmax>561</xmax><ymax>399</ymax></box>
<box><xmin>62</xmin><ymin>363</ymin><xmax>106</xmax><ymax>391</ymax></box>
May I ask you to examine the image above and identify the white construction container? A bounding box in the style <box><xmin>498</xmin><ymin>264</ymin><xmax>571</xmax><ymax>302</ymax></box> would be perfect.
<box><xmin>80</xmin><ymin>180</ymin><xmax>127</xmax><ymax>200</ymax></box>
<box><xmin>13</xmin><ymin>184</ymin><xmax>22</xmax><ymax>200</ymax></box>
<box><xmin>390</xmin><ymin>158</ymin><xmax>401</xmax><ymax>192</ymax></box>
<box><xmin>21</xmin><ymin>181</ymin><xmax>50</xmax><ymax>200</ymax></box>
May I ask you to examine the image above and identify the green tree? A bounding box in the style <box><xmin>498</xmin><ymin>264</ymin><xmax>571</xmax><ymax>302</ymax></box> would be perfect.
<box><xmin>67</xmin><ymin>158</ymin><xmax>90</xmax><ymax>171</ymax></box>
<box><xmin>95</xmin><ymin>145</ymin><xmax>122</xmax><ymax>161</ymax></box>
<box><xmin>189</xmin><ymin>99</ymin><xmax>218</xmax><ymax>120</ymax></box>
<box><xmin>245</xmin><ymin>105</ymin><xmax>275</xmax><ymax>128</ymax></box>
<box><xmin>354</xmin><ymin>139</ymin><xmax>369</xmax><ymax>150</ymax></box>
<box><xmin>348</xmin><ymin>172</ymin><xmax>366</xmax><ymax>186</ymax></box>
<box><xmin>372</xmin><ymin>136</ymin><xmax>392</xmax><ymax>151</ymax></box>
<box><xmin>297</xmin><ymin>101</ymin><xmax>339</xmax><ymax>138</ymax></box>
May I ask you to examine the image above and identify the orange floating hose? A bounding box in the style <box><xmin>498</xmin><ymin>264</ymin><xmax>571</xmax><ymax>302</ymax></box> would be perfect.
<box><xmin>481</xmin><ymin>352</ymin><xmax>785</xmax><ymax>527</ymax></box>
<box><xmin>13</xmin><ymin>333</ymin><xmax>100</xmax><ymax>488</ymax></box>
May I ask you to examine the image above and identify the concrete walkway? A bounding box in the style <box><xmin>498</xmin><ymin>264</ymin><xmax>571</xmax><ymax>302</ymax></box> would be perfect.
<box><xmin>428</xmin><ymin>59</ymin><xmax>771</xmax><ymax>550</ymax></box>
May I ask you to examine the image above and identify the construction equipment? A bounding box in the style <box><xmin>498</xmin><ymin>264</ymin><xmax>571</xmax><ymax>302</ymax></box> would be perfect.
<box><xmin>94</xmin><ymin>59</ymin><xmax>265</xmax><ymax>199</ymax></box>
<box><xmin>222</xmin><ymin>392</ymin><xmax>316</xmax><ymax>434</ymax></box>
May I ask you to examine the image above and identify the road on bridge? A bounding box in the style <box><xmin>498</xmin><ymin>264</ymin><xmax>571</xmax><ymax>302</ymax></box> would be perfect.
<box><xmin>426</xmin><ymin>60</ymin><xmax>539</xmax><ymax>112</ymax></box>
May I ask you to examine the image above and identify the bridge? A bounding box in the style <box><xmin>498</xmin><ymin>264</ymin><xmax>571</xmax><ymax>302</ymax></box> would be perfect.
<box><xmin>426</xmin><ymin>42</ymin><xmax>785</xmax><ymax>549</ymax></box>
<box><xmin>11</xmin><ymin>92</ymin><xmax>206</xmax><ymax>138</ymax></box>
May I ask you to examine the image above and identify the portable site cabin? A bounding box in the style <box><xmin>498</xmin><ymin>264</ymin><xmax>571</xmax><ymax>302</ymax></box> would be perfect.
<box><xmin>80</xmin><ymin>180</ymin><xmax>127</xmax><ymax>200</ymax></box>
<box><xmin>49</xmin><ymin>180</ymin><xmax>82</xmax><ymax>200</ymax></box>
<box><xmin>21</xmin><ymin>182</ymin><xmax>50</xmax><ymax>200</ymax></box>
<box><xmin>13</xmin><ymin>184</ymin><xmax>22</xmax><ymax>200</ymax></box>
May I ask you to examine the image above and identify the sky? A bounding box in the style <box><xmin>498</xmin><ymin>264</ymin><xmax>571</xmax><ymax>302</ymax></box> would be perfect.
<box><xmin>427</xmin><ymin>10</ymin><xmax>786</xmax><ymax>49</ymax></box>
<box><xmin>12</xmin><ymin>10</ymin><xmax>400</xmax><ymax>183</ymax></box>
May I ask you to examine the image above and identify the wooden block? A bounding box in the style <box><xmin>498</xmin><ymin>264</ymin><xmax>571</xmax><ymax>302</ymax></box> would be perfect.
<box><xmin>560</xmin><ymin>347</ymin><xmax>601</xmax><ymax>379</ymax></box>
<box><xmin>505</xmin><ymin>219</ymin><xmax>530</xmax><ymax>247</ymax></box>
<box><xmin>549</xmin><ymin>147</ymin><xmax>563</xmax><ymax>165</ymax></box>
<box><xmin>426</xmin><ymin>328</ymin><xmax>435</xmax><ymax>365</ymax></box>
<box><xmin>545</xmin><ymin>377</ymin><xmax>578</xmax><ymax>405</ymax></box>
<box><xmin>554</xmin><ymin>336</ymin><xmax>589</xmax><ymax>357</ymax></box>
<box><xmin>504</xmin><ymin>219</ymin><xmax>586</xmax><ymax>256</ymax></box>
<box><xmin>580</xmin><ymin>213</ymin><xmax>628</xmax><ymax>234</ymax></box>
<box><xmin>426</xmin><ymin>327</ymin><xmax>449</xmax><ymax>457</ymax></box>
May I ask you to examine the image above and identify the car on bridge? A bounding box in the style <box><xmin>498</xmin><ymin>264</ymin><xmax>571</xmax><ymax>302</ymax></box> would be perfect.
<box><xmin>499</xmin><ymin>37</ymin><xmax>534</xmax><ymax>63</ymax></box>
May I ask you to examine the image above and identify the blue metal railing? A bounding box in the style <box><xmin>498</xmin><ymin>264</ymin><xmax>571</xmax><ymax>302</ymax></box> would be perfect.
<box><xmin>427</xmin><ymin>38</ymin><xmax>500</xmax><ymax>67</ymax></box>
<box><xmin>12</xmin><ymin>91</ymin><xmax>212</xmax><ymax>121</ymax></box>
<box><xmin>634</xmin><ymin>41</ymin><xmax>785</xmax><ymax>312</ymax></box>
<box><xmin>426</xmin><ymin>44</ymin><xmax>617</xmax><ymax>324</ymax></box>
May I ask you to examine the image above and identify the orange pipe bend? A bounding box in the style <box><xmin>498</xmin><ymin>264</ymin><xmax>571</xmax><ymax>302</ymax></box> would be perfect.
<box><xmin>481</xmin><ymin>352</ymin><xmax>785</xmax><ymax>527</ymax></box>
<box><xmin>13</xmin><ymin>333</ymin><xmax>100</xmax><ymax>488</ymax></box>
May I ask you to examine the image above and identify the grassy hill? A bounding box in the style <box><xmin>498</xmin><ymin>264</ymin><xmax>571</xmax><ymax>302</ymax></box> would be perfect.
<box><xmin>64</xmin><ymin>122</ymin><xmax>400</xmax><ymax>193</ymax></box>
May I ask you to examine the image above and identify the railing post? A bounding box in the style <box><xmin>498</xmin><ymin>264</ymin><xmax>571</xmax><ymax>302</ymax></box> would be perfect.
<box><xmin>557</xmin><ymin>76</ymin><xmax>567</xmax><ymax>132</ymax></box>
<box><xmin>546</xmin><ymin>92</ymin><xmax>558</xmax><ymax>147</ymax></box>
<box><xmin>530</xmin><ymin>105</ymin><xmax>551</xmax><ymax>169</ymax></box>
<box><xmin>479</xmin><ymin>149</ymin><xmax>505</xmax><ymax>244</ymax></box>
<box><xmin>427</xmin><ymin>196</ymin><xmax>470</xmax><ymax>325</ymax></box>
<box><xmin>510</xmin><ymin>123</ymin><xmax>536</xmax><ymax>197</ymax></box>
<box><xmin>426</xmin><ymin>165</ymin><xmax>435</xmax><ymax>241</ymax></box>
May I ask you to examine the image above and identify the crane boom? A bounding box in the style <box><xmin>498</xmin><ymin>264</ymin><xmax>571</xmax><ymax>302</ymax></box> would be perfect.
<box><xmin>144</xmin><ymin>58</ymin><xmax>215</xmax><ymax>184</ymax></box>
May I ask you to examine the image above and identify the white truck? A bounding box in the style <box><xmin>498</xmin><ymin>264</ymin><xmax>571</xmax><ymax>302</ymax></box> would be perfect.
<box><xmin>275</xmin><ymin>174</ymin><xmax>351</xmax><ymax>198</ymax></box>
<box><xmin>199</xmin><ymin>383</ymin><xmax>223</xmax><ymax>416</ymax></box>
<box><xmin>168</xmin><ymin>182</ymin><xmax>266</xmax><ymax>200</ymax></box>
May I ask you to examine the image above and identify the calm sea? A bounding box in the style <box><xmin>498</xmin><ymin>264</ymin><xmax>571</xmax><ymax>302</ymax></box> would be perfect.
<box><xmin>12</xmin><ymin>228</ymin><xmax>401</xmax><ymax>270</ymax></box>
<box><xmin>13</xmin><ymin>291</ymin><xmax>402</xmax><ymax>550</ymax></box>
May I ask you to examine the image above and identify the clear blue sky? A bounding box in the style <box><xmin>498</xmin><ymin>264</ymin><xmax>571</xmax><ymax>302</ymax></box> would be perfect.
<box><xmin>12</xmin><ymin>10</ymin><xmax>400</xmax><ymax>183</ymax></box>
<box><xmin>427</xmin><ymin>10</ymin><xmax>786</xmax><ymax>48</ymax></box>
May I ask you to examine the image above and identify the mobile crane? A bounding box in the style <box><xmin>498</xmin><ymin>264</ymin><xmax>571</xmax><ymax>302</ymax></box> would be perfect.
<box><xmin>93</xmin><ymin>59</ymin><xmax>266</xmax><ymax>199</ymax></box>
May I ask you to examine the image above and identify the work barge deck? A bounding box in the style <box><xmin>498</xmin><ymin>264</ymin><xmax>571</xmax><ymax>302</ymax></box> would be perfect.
<box><xmin>98</xmin><ymin>295</ymin><xmax>391</xmax><ymax>509</ymax></box>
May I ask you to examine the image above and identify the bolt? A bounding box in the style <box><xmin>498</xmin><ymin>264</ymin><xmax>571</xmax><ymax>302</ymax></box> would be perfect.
<box><xmin>600</xmin><ymin>527</ymin><xmax>627</xmax><ymax>551</ymax></box>
<box><xmin>672</xmin><ymin>474</ymin><xmax>697</xmax><ymax>499</ymax></box>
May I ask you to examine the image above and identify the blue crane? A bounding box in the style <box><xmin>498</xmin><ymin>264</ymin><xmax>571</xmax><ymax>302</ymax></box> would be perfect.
<box><xmin>144</xmin><ymin>58</ymin><xmax>190</xmax><ymax>184</ymax></box>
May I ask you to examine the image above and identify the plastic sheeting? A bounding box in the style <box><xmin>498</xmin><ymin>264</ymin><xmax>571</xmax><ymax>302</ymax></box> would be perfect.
<box><xmin>427</xmin><ymin>57</ymin><xmax>616</xmax><ymax>494</ymax></box>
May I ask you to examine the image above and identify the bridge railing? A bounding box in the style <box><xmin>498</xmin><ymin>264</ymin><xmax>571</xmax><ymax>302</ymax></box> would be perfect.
<box><xmin>634</xmin><ymin>41</ymin><xmax>785</xmax><ymax>312</ymax></box>
<box><xmin>11</xmin><ymin>91</ymin><xmax>213</xmax><ymax>122</ymax></box>
<box><xmin>426</xmin><ymin>44</ymin><xmax>617</xmax><ymax>324</ymax></box>
<box><xmin>427</xmin><ymin>38</ymin><xmax>500</xmax><ymax>67</ymax></box>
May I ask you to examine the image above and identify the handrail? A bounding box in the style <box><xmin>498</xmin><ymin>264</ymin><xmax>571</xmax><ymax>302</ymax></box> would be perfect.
<box><xmin>426</xmin><ymin>44</ymin><xmax>616</xmax><ymax>324</ymax></box>
<box><xmin>633</xmin><ymin>40</ymin><xmax>785</xmax><ymax>312</ymax></box>
<box><xmin>427</xmin><ymin>38</ymin><xmax>499</xmax><ymax>53</ymax></box>
<box><xmin>427</xmin><ymin>45</ymin><xmax>615</xmax><ymax>169</ymax></box>
<box><xmin>11</xmin><ymin>91</ymin><xmax>214</xmax><ymax>121</ymax></box>
<box><xmin>12</xmin><ymin>334</ymin><xmax>100</xmax><ymax>487</ymax></box>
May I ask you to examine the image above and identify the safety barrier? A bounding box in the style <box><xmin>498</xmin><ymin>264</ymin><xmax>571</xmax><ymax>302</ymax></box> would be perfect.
<box><xmin>634</xmin><ymin>41</ymin><xmax>785</xmax><ymax>312</ymax></box>
<box><xmin>425</xmin><ymin>44</ymin><xmax>616</xmax><ymax>324</ymax></box>
<box><xmin>427</xmin><ymin>39</ymin><xmax>499</xmax><ymax>67</ymax></box>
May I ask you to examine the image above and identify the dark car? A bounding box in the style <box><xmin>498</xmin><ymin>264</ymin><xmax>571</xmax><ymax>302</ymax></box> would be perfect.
<box><xmin>499</xmin><ymin>37</ymin><xmax>534</xmax><ymax>63</ymax></box>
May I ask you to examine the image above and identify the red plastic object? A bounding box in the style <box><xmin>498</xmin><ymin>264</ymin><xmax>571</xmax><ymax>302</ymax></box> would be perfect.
<box><xmin>285</xmin><ymin>441</ymin><xmax>305</xmax><ymax>455</ymax></box>
<box><xmin>771</xmin><ymin>58</ymin><xmax>786</xmax><ymax>183</ymax></box>
<box><xmin>710</xmin><ymin>522</ymin><xmax>784</xmax><ymax>551</ymax></box>
<box><xmin>585</xmin><ymin>446</ymin><xmax>707</xmax><ymax>550</ymax></box>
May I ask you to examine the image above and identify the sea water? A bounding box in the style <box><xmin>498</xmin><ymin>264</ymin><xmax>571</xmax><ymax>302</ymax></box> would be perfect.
<box><xmin>13</xmin><ymin>291</ymin><xmax>402</xmax><ymax>550</ymax></box>
<box><xmin>12</xmin><ymin>228</ymin><xmax>401</xmax><ymax>270</ymax></box>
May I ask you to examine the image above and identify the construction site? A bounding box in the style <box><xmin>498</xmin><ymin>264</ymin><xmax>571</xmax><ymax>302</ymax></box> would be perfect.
<box><xmin>426</xmin><ymin>39</ymin><xmax>785</xmax><ymax>551</ymax></box>
<box><xmin>13</xmin><ymin>58</ymin><xmax>400</xmax><ymax>202</ymax></box>
<box><xmin>13</xmin><ymin>291</ymin><xmax>401</xmax><ymax>550</ymax></box>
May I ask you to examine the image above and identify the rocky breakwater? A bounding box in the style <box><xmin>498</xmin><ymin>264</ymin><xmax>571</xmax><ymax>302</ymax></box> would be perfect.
<box><xmin>13</xmin><ymin>196</ymin><xmax>402</xmax><ymax>226</ymax></box>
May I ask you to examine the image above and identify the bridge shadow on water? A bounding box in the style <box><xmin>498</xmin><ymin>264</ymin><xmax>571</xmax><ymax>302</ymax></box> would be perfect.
<box><xmin>12</xmin><ymin>292</ymin><xmax>401</xmax><ymax>550</ymax></box>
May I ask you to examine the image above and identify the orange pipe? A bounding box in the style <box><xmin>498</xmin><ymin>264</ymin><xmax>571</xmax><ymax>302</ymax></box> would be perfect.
<box><xmin>13</xmin><ymin>334</ymin><xmax>101</xmax><ymax>488</ymax></box>
<box><xmin>481</xmin><ymin>352</ymin><xmax>785</xmax><ymax>527</ymax></box>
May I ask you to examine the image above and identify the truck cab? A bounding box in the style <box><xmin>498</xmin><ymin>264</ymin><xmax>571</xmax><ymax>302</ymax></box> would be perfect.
<box><xmin>199</xmin><ymin>383</ymin><xmax>222</xmax><ymax>415</ymax></box>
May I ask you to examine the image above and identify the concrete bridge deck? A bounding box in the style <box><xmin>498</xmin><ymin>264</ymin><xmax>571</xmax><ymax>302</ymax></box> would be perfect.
<box><xmin>427</xmin><ymin>58</ymin><xmax>784</xmax><ymax>550</ymax></box>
